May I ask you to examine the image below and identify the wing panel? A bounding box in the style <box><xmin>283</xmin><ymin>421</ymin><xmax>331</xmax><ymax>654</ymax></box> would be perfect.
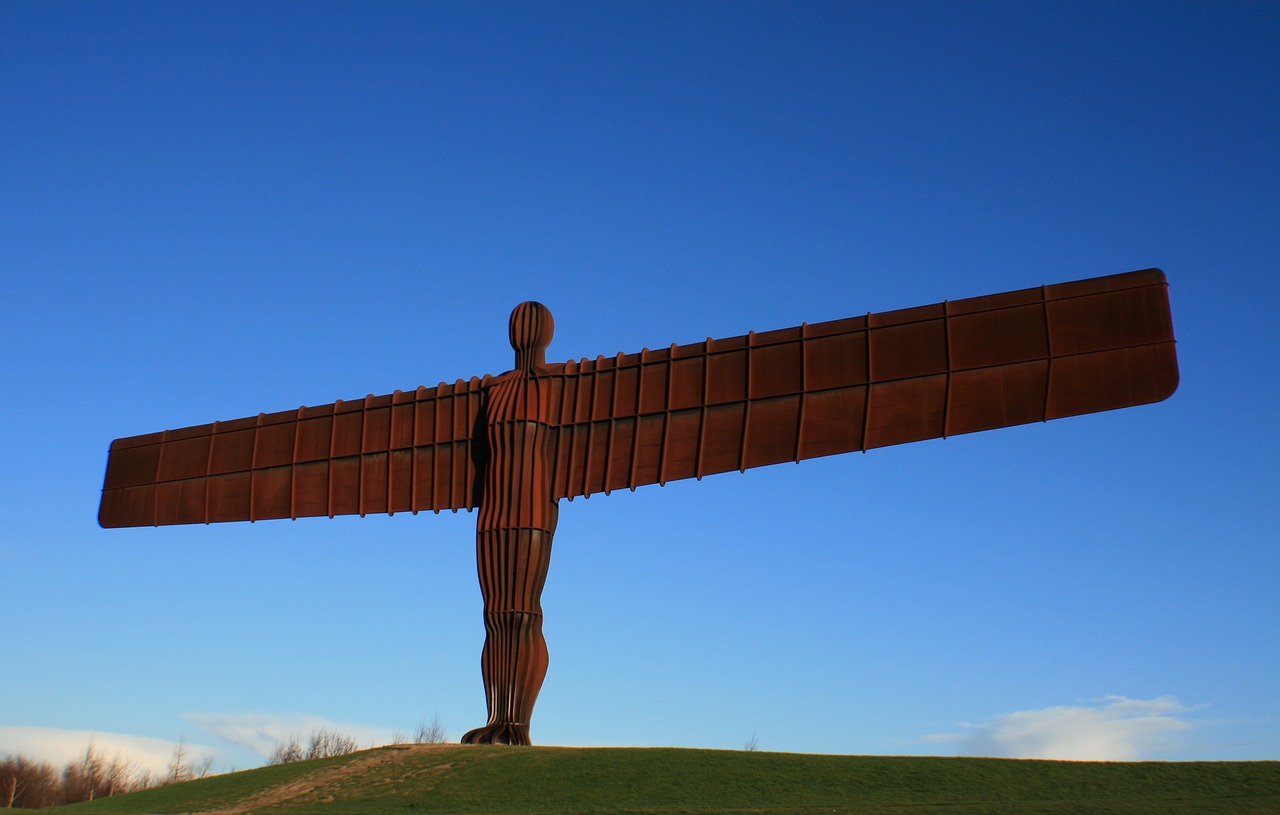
<box><xmin>100</xmin><ymin>379</ymin><xmax>487</xmax><ymax>528</ymax></box>
<box><xmin>292</xmin><ymin>460</ymin><xmax>330</xmax><ymax>518</ymax></box>
<box><xmin>549</xmin><ymin>268</ymin><xmax>1177</xmax><ymax>500</ymax></box>
<box><xmin>946</xmin><ymin>361</ymin><xmax>1049</xmax><ymax>436</ymax></box>
<box><xmin>1047</xmin><ymin>284</ymin><xmax>1175</xmax><ymax>356</ymax></box>
<box><xmin>797</xmin><ymin>386</ymin><xmax>867</xmax><ymax>460</ymax></box>
<box><xmin>699</xmin><ymin>402</ymin><xmax>746</xmax><ymax>476</ymax></box>
<box><xmin>804</xmin><ymin>331</ymin><xmax>868</xmax><ymax>391</ymax></box>
<box><xmin>103</xmin><ymin>443</ymin><xmax>161</xmax><ymax>490</ymax></box>
<box><xmin>1046</xmin><ymin>344</ymin><xmax>1180</xmax><ymax>419</ymax></box>
<box><xmin>210</xmin><ymin>428</ymin><xmax>253</xmax><ymax>475</ymax></box>
<box><xmin>296</xmin><ymin>416</ymin><xmax>332</xmax><ymax>463</ymax></box>
<box><xmin>742</xmin><ymin>396</ymin><xmax>802</xmax><ymax>469</ymax></box>
<box><xmin>869</xmin><ymin>318</ymin><xmax>949</xmax><ymax>381</ymax></box>
<box><xmin>254</xmin><ymin>421</ymin><xmax>295</xmax><ymax>469</ymax></box>
<box><xmin>866</xmin><ymin>375</ymin><xmax>948</xmax><ymax>449</ymax></box>
<box><xmin>207</xmin><ymin>471</ymin><xmax>250</xmax><ymax>523</ymax></box>
<box><xmin>947</xmin><ymin>304</ymin><xmax>1048</xmax><ymax>369</ymax></box>
<box><xmin>253</xmin><ymin>465</ymin><xmax>292</xmax><ymax>521</ymax></box>
<box><xmin>707</xmin><ymin>349</ymin><xmax>748</xmax><ymax>405</ymax></box>
<box><xmin>156</xmin><ymin>477</ymin><xmax>206</xmax><ymax>526</ymax></box>
<box><xmin>329</xmin><ymin>457</ymin><xmax>361</xmax><ymax>516</ymax></box>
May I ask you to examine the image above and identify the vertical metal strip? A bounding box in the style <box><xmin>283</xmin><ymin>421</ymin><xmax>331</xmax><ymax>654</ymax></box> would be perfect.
<box><xmin>861</xmin><ymin>317</ymin><xmax>873</xmax><ymax>452</ymax></box>
<box><xmin>453</xmin><ymin>384</ymin><xmax>465</xmax><ymax>511</ymax></box>
<box><xmin>466</xmin><ymin>379</ymin><xmax>478</xmax><ymax>511</ymax></box>
<box><xmin>694</xmin><ymin>339</ymin><xmax>711</xmax><ymax>479</ymax></box>
<box><xmin>566</xmin><ymin>360</ymin><xmax>586</xmax><ymax>500</ymax></box>
<box><xmin>583</xmin><ymin>358</ymin><xmax>603</xmax><ymax>497</ymax></box>
<box><xmin>327</xmin><ymin>401</ymin><xmax>340</xmax><ymax>518</ymax></box>
<box><xmin>739</xmin><ymin>332</ymin><xmax>754</xmax><ymax>472</ymax></box>
<box><xmin>204</xmin><ymin>421</ymin><xmax>219</xmax><ymax>524</ymax></box>
<box><xmin>794</xmin><ymin>324</ymin><xmax>808</xmax><ymax>463</ymax></box>
<box><xmin>250</xmin><ymin>413</ymin><xmax>263</xmax><ymax>522</ymax></box>
<box><xmin>444</xmin><ymin>384</ymin><xmax>456</xmax><ymax>513</ymax></box>
<box><xmin>602</xmin><ymin>353</ymin><xmax>625</xmax><ymax>495</ymax></box>
<box><xmin>431</xmin><ymin>384</ymin><xmax>444</xmax><ymax>512</ymax></box>
<box><xmin>658</xmin><ymin>345</ymin><xmax>676</xmax><ymax>486</ymax></box>
<box><xmin>452</xmin><ymin>380</ymin><xmax>466</xmax><ymax>511</ymax></box>
<box><xmin>291</xmin><ymin>406</ymin><xmax>303</xmax><ymax>519</ymax></box>
<box><xmin>471</xmin><ymin>378</ymin><xmax>482</xmax><ymax>509</ymax></box>
<box><xmin>471</xmin><ymin>377</ymin><xmax>484</xmax><ymax>509</ymax></box>
<box><xmin>153</xmin><ymin>429</ymin><xmax>168</xmax><ymax>526</ymax></box>
<box><xmin>386</xmin><ymin>391</ymin><xmax>400</xmax><ymax>515</ymax></box>
<box><xmin>554</xmin><ymin>366</ymin><xmax>571</xmax><ymax>497</ymax></box>
<box><xmin>942</xmin><ymin>304</ymin><xmax>953</xmax><ymax>439</ymax></box>
<box><xmin>410</xmin><ymin>386</ymin><xmax>424</xmax><ymax>513</ymax></box>
<box><xmin>628</xmin><ymin>349</ymin><xmax>647</xmax><ymax>490</ymax></box>
<box><xmin>357</xmin><ymin>396</ymin><xmax>368</xmax><ymax>517</ymax></box>
<box><xmin>552</xmin><ymin>361</ymin><xmax>576</xmax><ymax>500</ymax></box>
<box><xmin>1041</xmin><ymin>285</ymin><xmax>1053</xmax><ymax>422</ymax></box>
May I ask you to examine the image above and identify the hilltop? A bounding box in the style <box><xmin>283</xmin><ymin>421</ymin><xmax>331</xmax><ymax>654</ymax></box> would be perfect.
<box><xmin>50</xmin><ymin>744</ymin><xmax>1279</xmax><ymax>815</ymax></box>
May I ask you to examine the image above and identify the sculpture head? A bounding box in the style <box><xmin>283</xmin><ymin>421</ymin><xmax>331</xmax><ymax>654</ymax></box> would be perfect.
<box><xmin>509</xmin><ymin>301</ymin><xmax>554</xmax><ymax>370</ymax></box>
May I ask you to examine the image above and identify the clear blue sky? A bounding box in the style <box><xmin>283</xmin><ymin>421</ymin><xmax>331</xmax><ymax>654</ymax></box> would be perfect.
<box><xmin>2</xmin><ymin>1</ymin><xmax>1276</xmax><ymax>772</ymax></box>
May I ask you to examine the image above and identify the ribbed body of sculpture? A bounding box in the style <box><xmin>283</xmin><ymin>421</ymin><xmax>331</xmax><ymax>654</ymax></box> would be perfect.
<box><xmin>463</xmin><ymin>302</ymin><xmax>559</xmax><ymax>745</ymax></box>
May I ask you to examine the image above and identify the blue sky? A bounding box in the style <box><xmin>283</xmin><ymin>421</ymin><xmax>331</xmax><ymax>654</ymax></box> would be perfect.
<box><xmin>2</xmin><ymin>1</ymin><xmax>1276</xmax><ymax>772</ymax></box>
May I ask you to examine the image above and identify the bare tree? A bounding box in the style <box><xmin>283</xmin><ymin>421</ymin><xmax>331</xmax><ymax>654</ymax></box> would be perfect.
<box><xmin>306</xmin><ymin>729</ymin><xmax>360</xmax><ymax>760</ymax></box>
<box><xmin>268</xmin><ymin>736</ymin><xmax>305</xmax><ymax>766</ymax></box>
<box><xmin>61</xmin><ymin>741</ymin><xmax>107</xmax><ymax>803</ymax></box>
<box><xmin>166</xmin><ymin>737</ymin><xmax>189</xmax><ymax>785</ymax></box>
<box><xmin>1</xmin><ymin>758</ymin><xmax>23</xmax><ymax>809</ymax></box>
<box><xmin>162</xmin><ymin>737</ymin><xmax>214</xmax><ymax>785</ymax></box>
<box><xmin>414</xmin><ymin>714</ymin><xmax>447</xmax><ymax>744</ymax></box>
<box><xmin>269</xmin><ymin>729</ymin><xmax>360</xmax><ymax>765</ymax></box>
<box><xmin>1</xmin><ymin>754</ymin><xmax>59</xmax><ymax>809</ymax></box>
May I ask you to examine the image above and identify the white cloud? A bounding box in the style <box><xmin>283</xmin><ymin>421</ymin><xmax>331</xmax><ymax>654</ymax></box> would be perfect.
<box><xmin>923</xmin><ymin>696</ymin><xmax>1196</xmax><ymax>760</ymax></box>
<box><xmin>0</xmin><ymin>726</ymin><xmax>220</xmax><ymax>777</ymax></box>
<box><xmin>0</xmin><ymin>714</ymin><xmax>401</xmax><ymax>777</ymax></box>
<box><xmin>184</xmin><ymin>712</ymin><xmax>397</xmax><ymax>760</ymax></box>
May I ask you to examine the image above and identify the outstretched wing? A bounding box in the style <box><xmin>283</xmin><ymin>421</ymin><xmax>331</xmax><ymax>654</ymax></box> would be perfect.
<box><xmin>546</xmin><ymin>269</ymin><xmax>1178</xmax><ymax>500</ymax></box>
<box><xmin>99</xmin><ymin>378</ymin><xmax>488</xmax><ymax>527</ymax></box>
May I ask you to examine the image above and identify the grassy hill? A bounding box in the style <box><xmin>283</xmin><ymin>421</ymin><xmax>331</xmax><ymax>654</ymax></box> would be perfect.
<box><xmin>49</xmin><ymin>744</ymin><xmax>1279</xmax><ymax>815</ymax></box>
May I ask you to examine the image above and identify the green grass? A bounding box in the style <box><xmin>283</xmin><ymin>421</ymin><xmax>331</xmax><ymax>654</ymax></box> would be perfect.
<box><xmin>49</xmin><ymin>745</ymin><xmax>1280</xmax><ymax>815</ymax></box>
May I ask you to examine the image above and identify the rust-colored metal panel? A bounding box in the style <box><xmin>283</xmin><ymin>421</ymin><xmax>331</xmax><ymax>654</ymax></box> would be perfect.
<box><xmin>99</xmin><ymin>268</ymin><xmax>1177</xmax><ymax>747</ymax></box>
<box><xmin>98</xmin><ymin>380</ymin><xmax>489</xmax><ymax>527</ymax></box>
<box><xmin>101</xmin><ymin>267</ymin><xmax>1176</xmax><ymax>521</ymax></box>
<box><xmin>548</xmin><ymin>268</ymin><xmax>1176</xmax><ymax>499</ymax></box>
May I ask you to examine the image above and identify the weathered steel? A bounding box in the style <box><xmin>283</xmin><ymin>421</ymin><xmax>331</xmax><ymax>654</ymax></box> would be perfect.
<box><xmin>99</xmin><ymin>268</ymin><xmax>1179</xmax><ymax>744</ymax></box>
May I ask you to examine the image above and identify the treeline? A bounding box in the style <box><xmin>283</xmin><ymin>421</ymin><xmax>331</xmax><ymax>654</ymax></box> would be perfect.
<box><xmin>3</xmin><ymin>718</ymin><xmax>448</xmax><ymax>808</ymax></box>
<box><xmin>1</xmin><ymin>739</ymin><xmax>211</xmax><ymax>809</ymax></box>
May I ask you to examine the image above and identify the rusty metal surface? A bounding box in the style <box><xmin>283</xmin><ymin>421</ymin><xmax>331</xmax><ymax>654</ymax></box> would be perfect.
<box><xmin>464</xmin><ymin>302</ymin><xmax>558</xmax><ymax>745</ymax></box>
<box><xmin>99</xmin><ymin>380</ymin><xmax>487</xmax><ymax>527</ymax></box>
<box><xmin>97</xmin><ymin>268</ymin><xmax>1178</xmax><ymax>744</ymax></box>
<box><xmin>545</xmin><ymin>268</ymin><xmax>1177</xmax><ymax>498</ymax></box>
<box><xmin>99</xmin><ymin>269</ymin><xmax>1176</xmax><ymax>528</ymax></box>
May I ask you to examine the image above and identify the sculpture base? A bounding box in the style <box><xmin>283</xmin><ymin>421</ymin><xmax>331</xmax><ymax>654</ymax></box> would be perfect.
<box><xmin>461</xmin><ymin>723</ymin><xmax>531</xmax><ymax>746</ymax></box>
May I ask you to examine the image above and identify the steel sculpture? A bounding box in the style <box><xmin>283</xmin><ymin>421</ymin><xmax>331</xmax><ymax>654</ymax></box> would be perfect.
<box><xmin>99</xmin><ymin>268</ymin><xmax>1179</xmax><ymax>745</ymax></box>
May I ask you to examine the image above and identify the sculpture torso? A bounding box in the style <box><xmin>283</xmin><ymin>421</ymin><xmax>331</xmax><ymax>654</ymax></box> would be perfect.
<box><xmin>477</xmin><ymin>370</ymin><xmax>558</xmax><ymax>533</ymax></box>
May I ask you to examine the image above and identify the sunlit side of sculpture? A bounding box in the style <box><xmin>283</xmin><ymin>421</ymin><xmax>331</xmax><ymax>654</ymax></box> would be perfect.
<box><xmin>100</xmin><ymin>268</ymin><xmax>1179</xmax><ymax>744</ymax></box>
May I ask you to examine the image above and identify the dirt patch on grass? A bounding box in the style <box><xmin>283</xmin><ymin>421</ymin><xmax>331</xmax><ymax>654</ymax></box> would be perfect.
<box><xmin>195</xmin><ymin>744</ymin><xmax>487</xmax><ymax>814</ymax></box>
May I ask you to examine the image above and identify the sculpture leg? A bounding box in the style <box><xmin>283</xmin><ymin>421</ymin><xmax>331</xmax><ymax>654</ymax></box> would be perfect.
<box><xmin>462</xmin><ymin>527</ymin><xmax>553</xmax><ymax>745</ymax></box>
